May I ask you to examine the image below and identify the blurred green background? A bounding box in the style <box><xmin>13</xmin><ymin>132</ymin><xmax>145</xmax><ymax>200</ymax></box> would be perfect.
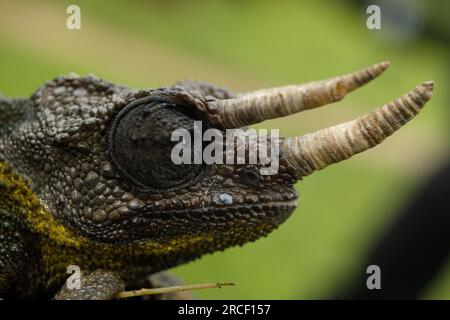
<box><xmin>0</xmin><ymin>0</ymin><xmax>448</xmax><ymax>299</ymax></box>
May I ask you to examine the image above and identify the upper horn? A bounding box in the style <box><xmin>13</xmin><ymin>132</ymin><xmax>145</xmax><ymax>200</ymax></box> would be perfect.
<box><xmin>208</xmin><ymin>61</ymin><xmax>390</xmax><ymax>128</ymax></box>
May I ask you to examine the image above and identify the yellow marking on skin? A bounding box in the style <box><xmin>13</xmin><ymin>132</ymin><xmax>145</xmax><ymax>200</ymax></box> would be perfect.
<box><xmin>0</xmin><ymin>161</ymin><xmax>83</xmax><ymax>248</ymax></box>
<box><xmin>0</xmin><ymin>161</ymin><xmax>214</xmax><ymax>283</ymax></box>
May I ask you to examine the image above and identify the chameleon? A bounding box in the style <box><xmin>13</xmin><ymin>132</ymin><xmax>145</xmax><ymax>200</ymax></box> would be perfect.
<box><xmin>0</xmin><ymin>61</ymin><xmax>434</xmax><ymax>299</ymax></box>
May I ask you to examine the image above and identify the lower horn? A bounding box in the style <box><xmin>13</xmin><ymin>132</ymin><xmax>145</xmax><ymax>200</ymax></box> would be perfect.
<box><xmin>281</xmin><ymin>81</ymin><xmax>434</xmax><ymax>178</ymax></box>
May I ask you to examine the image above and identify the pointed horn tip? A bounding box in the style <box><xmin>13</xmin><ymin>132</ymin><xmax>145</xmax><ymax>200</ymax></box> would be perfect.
<box><xmin>374</xmin><ymin>61</ymin><xmax>390</xmax><ymax>72</ymax></box>
<box><xmin>339</xmin><ymin>61</ymin><xmax>390</xmax><ymax>93</ymax></box>
<box><xmin>416</xmin><ymin>81</ymin><xmax>434</xmax><ymax>102</ymax></box>
<box><xmin>364</xmin><ymin>61</ymin><xmax>390</xmax><ymax>77</ymax></box>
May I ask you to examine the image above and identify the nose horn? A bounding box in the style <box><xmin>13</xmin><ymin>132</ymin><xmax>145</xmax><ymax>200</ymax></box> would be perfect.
<box><xmin>281</xmin><ymin>81</ymin><xmax>434</xmax><ymax>178</ymax></box>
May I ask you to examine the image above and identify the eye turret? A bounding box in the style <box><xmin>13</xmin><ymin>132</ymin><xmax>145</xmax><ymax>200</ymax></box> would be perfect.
<box><xmin>109</xmin><ymin>96</ymin><xmax>203</xmax><ymax>191</ymax></box>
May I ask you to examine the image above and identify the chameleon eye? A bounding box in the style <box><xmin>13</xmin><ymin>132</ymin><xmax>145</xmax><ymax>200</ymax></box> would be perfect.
<box><xmin>109</xmin><ymin>96</ymin><xmax>202</xmax><ymax>191</ymax></box>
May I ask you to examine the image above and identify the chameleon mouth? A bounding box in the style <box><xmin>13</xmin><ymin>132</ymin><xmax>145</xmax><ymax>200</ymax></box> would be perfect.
<box><xmin>140</xmin><ymin>199</ymin><xmax>298</xmax><ymax>246</ymax></box>
<box><xmin>137</xmin><ymin>198</ymin><xmax>299</xmax><ymax>244</ymax></box>
<box><xmin>140</xmin><ymin>199</ymin><xmax>298</xmax><ymax>218</ymax></box>
<box><xmin>80</xmin><ymin>197</ymin><xmax>298</xmax><ymax>245</ymax></box>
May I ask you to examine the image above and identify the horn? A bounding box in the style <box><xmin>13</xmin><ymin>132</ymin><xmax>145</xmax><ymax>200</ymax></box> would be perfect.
<box><xmin>208</xmin><ymin>62</ymin><xmax>390</xmax><ymax>128</ymax></box>
<box><xmin>281</xmin><ymin>81</ymin><xmax>434</xmax><ymax>178</ymax></box>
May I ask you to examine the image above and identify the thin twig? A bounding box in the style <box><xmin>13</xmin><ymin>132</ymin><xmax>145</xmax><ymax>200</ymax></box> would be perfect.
<box><xmin>117</xmin><ymin>281</ymin><xmax>235</xmax><ymax>299</ymax></box>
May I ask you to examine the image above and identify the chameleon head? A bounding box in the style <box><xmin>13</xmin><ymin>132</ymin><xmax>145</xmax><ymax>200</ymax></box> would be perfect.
<box><xmin>0</xmin><ymin>62</ymin><xmax>433</xmax><ymax>270</ymax></box>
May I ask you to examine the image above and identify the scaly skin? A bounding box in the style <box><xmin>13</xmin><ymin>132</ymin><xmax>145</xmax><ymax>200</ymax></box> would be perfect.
<box><xmin>0</xmin><ymin>77</ymin><xmax>296</xmax><ymax>299</ymax></box>
<box><xmin>0</xmin><ymin>65</ymin><xmax>433</xmax><ymax>299</ymax></box>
